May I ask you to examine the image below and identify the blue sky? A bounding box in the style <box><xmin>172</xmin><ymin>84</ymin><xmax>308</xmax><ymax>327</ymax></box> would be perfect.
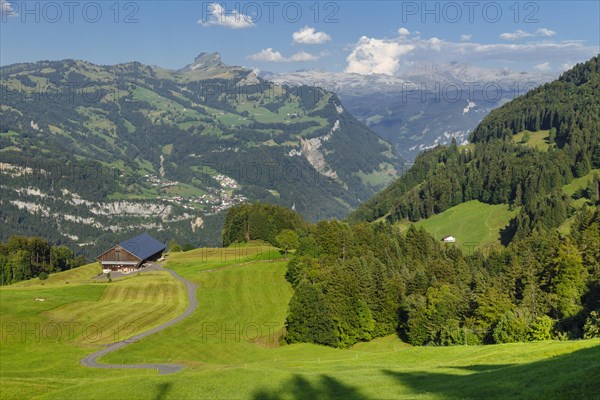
<box><xmin>1</xmin><ymin>1</ymin><xmax>598</xmax><ymax>75</ymax></box>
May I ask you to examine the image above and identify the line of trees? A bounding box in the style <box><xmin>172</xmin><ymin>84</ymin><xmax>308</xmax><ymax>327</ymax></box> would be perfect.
<box><xmin>222</xmin><ymin>203</ymin><xmax>307</xmax><ymax>247</ymax></box>
<box><xmin>0</xmin><ymin>236</ymin><xmax>86</xmax><ymax>285</ymax></box>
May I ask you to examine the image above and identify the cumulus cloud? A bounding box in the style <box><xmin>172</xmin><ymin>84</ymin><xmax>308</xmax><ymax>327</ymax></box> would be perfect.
<box><xmin>198</xmin><ymin>3</ymin><xmax>255</xmax><ymax>29</ymax></box>
<box><xmin>248</xmin><ymin>48</ymin><xmax>285</xmax><ymax>62</ymax></box>
<box><xmin>398</xmin><ymin>27</ymin><xmax>411</xmax><ymax>36</ymax></box>
<box><xmin>292</xmin><ymin>26</ymin><xmax>331</xmax><ymax>44</ymax></box>
<box><xmin>247</xmin><ymin>48</ymin><xmax>320</xmax><ymax>63</ymax></box>
<box><xmin>534</xmin><ymin>62</ymin><xmax>552</xmax><ymax>71</ymax></box>
<box><xmin>500</xmin><ymin>28</ymin><xmax>557</xmax><ymax>40</ymax></box>
<box><xmin>460</xmin><ymin>34</ymin><xmax>472</xmax><ymax>42</ymax></box>
<box><xmin>345</xmin><ymin>36</ymin><xmax>415</xmax><ymax>75</ymax></box>
<box><xmin>0</xmin><ymin>0</ymin><xmax>17</xmax><ymax>16</ymax></box>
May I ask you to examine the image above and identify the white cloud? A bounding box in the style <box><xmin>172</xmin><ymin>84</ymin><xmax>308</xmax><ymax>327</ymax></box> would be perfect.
<box><xmin>0</xmin><ymin>0</ymin><xmax>17</xmax><ymax>16</ymax></box>
<box><xmin>428</xmin><ymin>37</ymin><xmax>443</xmax><ymax>51</ymax></box>
<box><xmin>398</xmin><ymin>27</ymin><xmax>411</xmax><ymax>36</ymax></box>
<box><xmin>198</xmin><ymin>3</ymin><xmax>255</xmax><ymax>29</ymax></box>
<box><xmin>537</xmin><ymin>28</ymin><xmax>557</xmax><ymax>37</ymax></box>
<box><xmin>247</xmin><ymin>48</ymin><xmax>320</xmax><ymax>63</ymax></box>
<box><xmin>290</xmin><ymin>51</ymin><xmax>320</xmax><ymax>62</ymax></box>
<box><xmin>345</xmin><ymin>36</ymin><xmax>415</xmax><ymax>76</ymax></box>
<box><xmin>292</xmin><ymin>26</ymin><xmax>331</xmax><ymax>44</ymax></box>
<box><xmin>460</xmin><ymin>34</ymin><xmax>472</xmax><ymax>42</ymax></box>
<box><xmin>534</xmin><ymin>62</ymin><xmax>552</xmax><ymax>71</ymax></box>
<box><xmin>561</xmin><ymin>62</ymin><xmax>575</xmax><ymax>71</ymax></box>
<box><xmin>500</xmin><ymin>30</ymin><xmax>530</xmax><ymax>40</ymax></box>
<box><xmin>248</xmin><ymin>48</ymin><xmax>285</xmax><ymax>62</ymax></box>
<box><xmin>500</xmin><ymin>28</ymin><xmax>557</xmax><ymax>40</ymax></box>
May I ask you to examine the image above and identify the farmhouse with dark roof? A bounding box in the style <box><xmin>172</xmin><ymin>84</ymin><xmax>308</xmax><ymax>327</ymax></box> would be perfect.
<box><xmin>96</xmin><ymin>233</ymin><xmax>166</xmax><ymax>273</ymax></box>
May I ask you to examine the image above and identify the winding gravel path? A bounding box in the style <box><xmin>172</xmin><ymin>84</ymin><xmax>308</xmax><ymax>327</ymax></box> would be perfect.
<box><xmin>80</xmin><ymin>266</ymin><xmax>197</xmax><ymax>374</ymax></box>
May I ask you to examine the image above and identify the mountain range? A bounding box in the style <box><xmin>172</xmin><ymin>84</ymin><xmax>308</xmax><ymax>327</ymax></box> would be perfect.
<box><xmin>0</xmin><ymin>53</ymin><xmax>402</xmax><ymax>256</ymax></box>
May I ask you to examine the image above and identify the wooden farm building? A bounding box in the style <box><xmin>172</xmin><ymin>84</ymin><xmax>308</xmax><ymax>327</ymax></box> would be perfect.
<box><xmin>96</xmin><ymin>233</ymin><xmax>166</xmax><ymax>273</ymax></box>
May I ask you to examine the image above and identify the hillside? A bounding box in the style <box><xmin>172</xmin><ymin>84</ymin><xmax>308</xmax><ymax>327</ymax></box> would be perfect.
<box><xmin>1</xmin><ymin>248</ymin><xmax>598</xmax><ymax>399</ymax></box>
<box><xmin>0</xmin><ymin>53</ymin><xmax>402</xmax><ymax>256</ymax></box>
<box><xmin>350</xmin><ymin>55</ymin><xmax>600</xmax><ymax>243</ymax></box>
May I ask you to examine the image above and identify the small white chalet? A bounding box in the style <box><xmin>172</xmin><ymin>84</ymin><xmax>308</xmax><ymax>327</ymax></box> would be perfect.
<box><xmin>442</xmin><ymin>236</ymin><xmax>456</xmax><ymax>243</ymax></box>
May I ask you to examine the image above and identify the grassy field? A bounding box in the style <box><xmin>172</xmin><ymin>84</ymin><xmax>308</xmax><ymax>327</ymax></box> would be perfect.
<box><xmin>406</xmin><ymin>200</ymin><xmax>517</xmax><ymax>251</ymax></box>
<box><xmin>563</xmin><ymin>169</ymin><xmax>600</xmax><ymax>197</ymax></box>
<box><xmin>10</xmin><ymin>263</ymin><xmax>102</xmax><ymax>287</ymax></box>
<box><xmin>558</xmin><ymin>169</ymin><xmax>600</xmax><ymax>235</ymax></box>
<box><xmin>513</xmin><ymin>130</ymin><xmax>551</xmax><ymax>151</ymax></box>
<box><xmin>1</xmin><ymin>246</ymin><xmax>599</xmax><ymax>399</ymax></box>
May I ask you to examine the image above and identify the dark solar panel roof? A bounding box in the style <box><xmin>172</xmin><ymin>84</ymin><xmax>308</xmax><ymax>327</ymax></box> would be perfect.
<box><xmin>119</xmin><ymin>233</ymin><xmax>166</xmax><ymax>260</ymax></box>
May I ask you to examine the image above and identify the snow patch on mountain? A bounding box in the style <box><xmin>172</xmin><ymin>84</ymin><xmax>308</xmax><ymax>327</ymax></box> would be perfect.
<box><xmin>463</xmin><ymin>100</ymin><xmax>476</xmax><ymax>115</ymax></box>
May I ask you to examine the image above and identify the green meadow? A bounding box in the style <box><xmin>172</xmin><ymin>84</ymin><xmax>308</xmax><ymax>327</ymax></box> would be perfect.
<box><xmin>1</xmin><ymin>245</ymin><xmax>598</xmax><ymax>399</ymax></box>
<box><xmin>563</xmin><ymin>169</ymin><xmax>600</xmax><ymax>197</ymax></box>
<box><xmin>408</xmin><ymin>200</ymin><xmax>517</xmax><ymax>250</ymax></box>
<box><xmin>513</xmin><ymin>130</ymin><xmax>551</xmax><ymax>151</ymax></box>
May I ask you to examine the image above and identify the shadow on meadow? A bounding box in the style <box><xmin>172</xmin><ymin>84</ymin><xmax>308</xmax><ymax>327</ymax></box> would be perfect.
<box><xmin>154</xmin><ymin>382</ymin><xmax>172</xmax><ymax>400</ymax></box>
<box><xmin>383</xmin><ymin>345</ymin><xmax>600</xmax><ymax>400</ymax></box>
<box><xmin>252</xmin><ymin>374</ymin><xmax>365</xmax><ymax>400</ymax></box>
<box><xmin>251</xmin><ymin>345</ymin><xmax>600</xmax><ymax>400</ymax></box>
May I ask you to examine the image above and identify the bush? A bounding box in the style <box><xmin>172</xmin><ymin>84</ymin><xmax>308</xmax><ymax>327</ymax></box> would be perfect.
<box><xmin>583</xmin><ymin>310</ymin><xmax>600</xmax><ymax>339</ymax></box>
<box><xmin>493</xmin><ymin>311</ymin><xmax>528</xmax><ymax>343</ymax></box>
<box><xmin>439</xmin><ymin>319</ymin><xmax>464</xmax><ymax>345</ymax></box>
<box><xmin>527</xmin><ymin>315</ymin><xmax>554</xmax><ymax>341</ymax></box>
<box><xmin>170</xmin><ymin>244</ymin><xmax>182</xmax><ymax>252</ymax></box>
<box><xmin>38</xmin><ymin>272</ymin><xmax>48</xmax><ymax>280</ymax></box>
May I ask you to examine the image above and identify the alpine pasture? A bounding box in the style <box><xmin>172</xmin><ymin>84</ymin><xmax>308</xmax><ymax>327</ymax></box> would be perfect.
<box><xmin>1</xmin><ymin>244</ymin><xmax>598</xmax><ymax>399</ymax></box>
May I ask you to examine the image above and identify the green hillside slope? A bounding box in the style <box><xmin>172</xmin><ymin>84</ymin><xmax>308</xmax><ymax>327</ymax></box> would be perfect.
<box><xmin>1</xmin><ymin>248</ymin><xmax>598</xmax><ymax>399</ymax></box>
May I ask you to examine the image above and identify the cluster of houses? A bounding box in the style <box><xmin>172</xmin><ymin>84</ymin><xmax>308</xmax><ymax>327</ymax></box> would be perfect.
<box><xmin>145</xmin><ymin>174</ymin><xmax>179</xmax><ymax>188</ymax></box>
<box><xmin>143</xmin><ymin>173</ymin><xmax>246</xmax><ymax>213</ymax></box>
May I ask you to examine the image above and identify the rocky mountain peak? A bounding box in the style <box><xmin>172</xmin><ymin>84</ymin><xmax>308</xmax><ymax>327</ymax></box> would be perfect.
<box><xmin>179</xmin><ymin>52</ymin><xmax>223</xmax><ymax>72</ymax></box>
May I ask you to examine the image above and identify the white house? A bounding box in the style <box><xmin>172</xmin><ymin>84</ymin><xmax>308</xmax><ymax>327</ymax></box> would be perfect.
<box><xmin>442</xmin><ymin>236</ymin><xmax>456</xmax><ymax>243</ymax></box>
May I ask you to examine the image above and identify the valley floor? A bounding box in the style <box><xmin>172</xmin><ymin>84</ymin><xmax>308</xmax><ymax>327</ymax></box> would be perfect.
<box><xmin>1</xmin><ymin>245</ymin><xmax>598</xmax><ymax>399</ymax></box>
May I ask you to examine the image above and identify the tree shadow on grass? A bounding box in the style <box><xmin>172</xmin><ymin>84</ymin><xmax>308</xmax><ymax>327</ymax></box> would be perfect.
<box><xmin>499</xmin><ymin>219</ymin><xmax>517</xmax><ymax>246</ymax></box>
<box><xmin>253</xmin><ymin>374</ymin><xmax>365</xmax><ymax>400</ymax></box>
<box><xmin>445</xmin><ymin>364</ymin><xmax>514</xmax><ymax>373</ymax></box>
<box><xmin>153</xmin><ymin>382</ymin><xmax>172</xmax><ymax>400</ymax></box>
<box><xmin>383</xmin><ymin>345</ymin><xmax>600</xmax><ymax>400</ymax></box>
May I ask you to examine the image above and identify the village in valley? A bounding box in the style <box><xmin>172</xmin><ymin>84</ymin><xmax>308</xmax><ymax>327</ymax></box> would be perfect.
<box><xmin>144</xmin><ymin>172</ymin><xmax>247</xmax><ymax>214</ymax></box>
